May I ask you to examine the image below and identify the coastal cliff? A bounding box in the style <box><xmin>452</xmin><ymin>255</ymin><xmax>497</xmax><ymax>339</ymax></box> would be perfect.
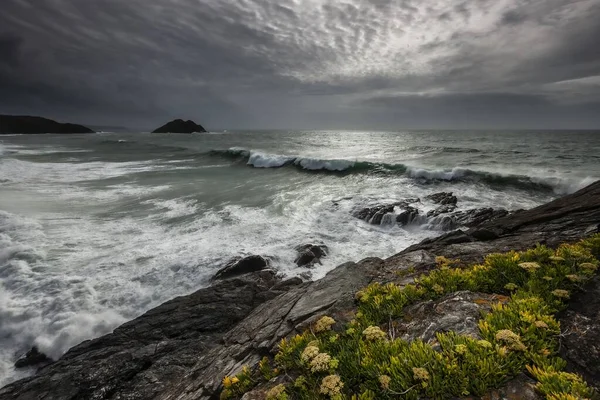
<box><xmin>0</xmin><ymin>115</ymin><xmax>94</xmax><ymax>134</ymax></box>
<box><xmin>1</xmin><ymin>182</ymin><xmax>600</xmax><ymax>399</ymax></box>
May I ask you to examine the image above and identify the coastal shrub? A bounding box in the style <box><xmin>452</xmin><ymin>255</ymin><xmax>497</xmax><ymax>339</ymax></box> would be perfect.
<box><xmin>220</xmin><ymin>234</ymin><xmax>600</xmax><ymax>399</ymax></box>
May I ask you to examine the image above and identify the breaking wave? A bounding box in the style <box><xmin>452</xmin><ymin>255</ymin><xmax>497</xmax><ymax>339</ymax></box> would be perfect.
<box><xmin>210</xmin><ymin>148</ymin><xmax>592</xmax><ymax>194</ymax></box>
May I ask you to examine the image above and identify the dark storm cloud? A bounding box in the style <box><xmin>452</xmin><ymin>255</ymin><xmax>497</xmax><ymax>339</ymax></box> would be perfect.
<box><xmin>0</xmin><ymin>0</ymin><xmax>599</xmax><ymax>129</ymax></box>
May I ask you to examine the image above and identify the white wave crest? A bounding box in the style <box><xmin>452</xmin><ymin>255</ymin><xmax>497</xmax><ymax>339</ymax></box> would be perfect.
<box><xmin>406</xmin><ymin>166</ymin><xmax>469</xmax><ymax>181</ymax></box>
<box><xmin>247</xmin><ymin>152</ymin><xmax>294</xmax><ymax>168</ymax></box>
<box><xmin>294</xmin><ymin>157</ymin><xmax>355</xmax><ymax>171</ymax></box>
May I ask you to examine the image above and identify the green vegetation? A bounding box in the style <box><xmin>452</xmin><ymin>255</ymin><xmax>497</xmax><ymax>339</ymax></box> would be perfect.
<box><xmin>220</xmin><ymin>234</ymin><xmax>600</xmax><ymax>399</ymax></box>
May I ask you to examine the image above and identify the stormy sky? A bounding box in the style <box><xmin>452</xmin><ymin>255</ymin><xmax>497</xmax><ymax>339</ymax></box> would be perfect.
<box><xmin>1</xmin><ymin>0</ymin><xmax>599</xmax><ymax>130</ymax></box>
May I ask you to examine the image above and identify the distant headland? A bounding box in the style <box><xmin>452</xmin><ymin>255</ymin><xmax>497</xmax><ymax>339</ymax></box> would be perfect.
<box><xmin>152</xmin><ymin>119</ymin><xmax>207</xmax><ymax>133</ymax></box>
<box><xmin>0</xmin><ymin>115</ymin><xmax>95</xmax><ymax>134</ymax></box>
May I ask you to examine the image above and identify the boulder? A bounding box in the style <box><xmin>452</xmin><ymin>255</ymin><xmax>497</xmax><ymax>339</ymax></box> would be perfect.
<box><xmin>152</xmin><ymin>119</ymin><xmax>207</xmax><ymax>133</ymax></box>
<box><xmin>0</xmin><ymin>115</ymin><xmax>94</xmax><ymax>134</ymax></box>
<box><xmin>14</xmin><ymin>347</ymin><xmax>50</xmax><ymax>369</ymax></box>
<box><xmin>353</xmin><ymin>204</ymin><xmax>394</xmax><ymax>225</ymax></box>
<box><xmin>396</xmin><ymin>206</ymin><xmax>420</xmax><ymax>226</ymax></box>
<box><xmin>294</xmin><ymin>244</ymin><xmax>328</xmax><ymax>267</ymax></box>
<box><xmin>426</xmin><ymin>192</ymin><xmax>458</xmax><ymax>205</ymax></box>
<box><xmin>212</xmin><ymin>255</ymin><xmax>270</xmax><ymax>281</ymax></box>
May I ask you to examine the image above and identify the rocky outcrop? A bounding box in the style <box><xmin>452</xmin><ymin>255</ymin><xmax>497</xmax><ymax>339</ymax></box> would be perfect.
<box><xmin>294</xmin><ymin>244</ymin><xmax>328</xmax><ymax>267</ymax></box>
<box><xmin>152</xmin><ymin>119</ymin><xmax>207</xmax><ymax>133</ymax></box>
<box><xmin>2</xmin><ymin>181</ymin><xmax>600</xmax><ymax>399</ymax></box>
<box><xmin>13</xmin><ymin>348</ymin><xmax>50</xmax><ymax>369</ymax></box>
<box><xmin>426</xmin><ymin>191</ymin><xmax>458</xmax><ymax>205</ymax></box>
<box><xmin>0</xmin><ymin>115</ymin><xmax>94</xmax><ymax>134</ymax></box>
<box><xmin>212</xmin><ymin>255</ymin><xmax>270</xmax><ymax>281</ymax></box>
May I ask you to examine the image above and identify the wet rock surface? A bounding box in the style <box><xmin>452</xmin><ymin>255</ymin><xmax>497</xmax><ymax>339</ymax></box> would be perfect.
<box><xmin>14</xmin><ymin>348</ymin><xmax>50</xmax><ymax>369</ymax></box>
<box><xmin>294</xmin><ymin>243</ymin><xmax>328</xmax><ymax>267</ymax></box>
<box><xmin>426</xmin><ymin>191</ymin><xmax>458</xmax><ymax>205</ymax></box>
<box><xmin>212</xmin><ymin>255</ymin><xmax>270</xmax><ymax>281</ymax></box>
<box><xmin>3</xmin><ymin>181</ymin><xmax>600</xmax><ymax>399</ymax></box>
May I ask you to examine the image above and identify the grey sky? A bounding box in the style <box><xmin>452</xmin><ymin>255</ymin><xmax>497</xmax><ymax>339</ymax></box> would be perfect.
<box><xmin>0</xmin><ymin>0</ymin><xmax>599</xmax><ymax>130</ymax></box>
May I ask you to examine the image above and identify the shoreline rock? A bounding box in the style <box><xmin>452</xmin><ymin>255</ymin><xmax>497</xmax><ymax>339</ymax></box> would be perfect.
<box><xmin>2</xmin><ymin>181</ymin><xmax>600</xmax><ymax>399</ymax></box>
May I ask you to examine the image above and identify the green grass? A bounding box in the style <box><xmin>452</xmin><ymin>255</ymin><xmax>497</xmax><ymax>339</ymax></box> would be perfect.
<box><xmin>220</xmin><ymin>234</ymin><xmax>600</xmax><ymax>400</ymax></box>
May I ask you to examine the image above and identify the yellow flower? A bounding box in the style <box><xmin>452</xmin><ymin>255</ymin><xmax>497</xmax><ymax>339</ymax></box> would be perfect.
<box><xmin>222</xmin><ymin>376</ymin><xmax>233</xmax><ymax>388</ymax></box>
<box><xmin>579</xmin><ymin>262</ymin><xmax>598</xmax><ymax>271</ymax></box>
<box><xmin>320</xmin><ymin>375</ymin><xmax>344</xmax><ymax>397</ymax></box>
<box><xmin>495</xmin><ymin>329</ymin><xmax>527</xmax><ymax>351</ymax></box>
<box><xmin>301</xmin><ymin>345</ymin><xmax>320</xmax><ymax>362</ymax></box>
<box><xmin>379</xmin><ymin>375</ymin><xmax>391</xmax><ymax>390</ymax></box>
<box><xmin>231</xmin><ymin>377</ymin><xmax>239</xmax><ymax>384</ymax></box>
<box><xmin>534</xmin><ymin>320</ymin><xmax>549</xmax><ymax>329</ymax></box>
<box><xmin>504</xmin><ymin>283</ymin><xmax>518</xmax><ymax>291</ymax></box>
<box><xmin>266</xmin><ymin>384</ymin><xmax>286</xmax><ymax>400</ymax></box>
<box><xmin>412</xmin><ymin>367</ymin><xmax>430</xmax><ymax>381</ymax></box>
<box><xmin>552</xmin><ymin>289</ymin><xmax>570</xmax><ymax>299</ymax></box>
<box><xmin>478</xmin><ymin>340</ymin><xmax>493</xmax><ymax>348</ymax></box>
<box><xmin>310</xmin><ymin>353</ymin><xmax>332</xmax><ymax>372</ymax></box>
<box><xmin>519</xmin><ymin>262</ymin><xmax>541</xmax><ymax>272</ymax></box>
<box><xmin>566</xmin><ymin>274</ymin><xmax>583</xmax><ymax>282</ymax></box>
<box><xmin>314</xmin><ymin>316</ymin><xmax>336</xmax><ymax>333</ymax></box>
<box><xmin>362</xmin><ymin>326</ymin><xmax>387</xmax><ymax>341</ymax></box>
<box><xmin>497</xmin><ymin>346</ymin><xmax>509</xmax><ymax>357</ymax></box>
<box><xmin>454</xmin><ymin>344</ymin><xmax>468</xmax><ymax>355</ymax></box>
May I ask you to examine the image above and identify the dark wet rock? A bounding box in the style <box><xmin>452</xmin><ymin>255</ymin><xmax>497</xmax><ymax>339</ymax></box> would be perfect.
<box><xmin>427</xmin><ymin>203</ymin><xmax>457</xmax><ymax>217</ymax></box>
<box><xmin>0</xmin><ymin>115</ymin><xmax>94</xmax><ymax>134</ymax></box>
<box><xmin>451</xmin><ymin>208</ymin><xmax>509</xmax><ymax>228</ymax></box>
<box><xmin>426</xmin><ymin>191</ymin><xmax>458</xmax><ymax>205</ymax></box>
<box><xmin>353</xmin><ymin>204</ymin><xmax>395</xmax><ymax>224</ymax></box>
<box><xmin>394</xmin><ymin>291</ymin><xmax>509</xmax><ymax>343</ymax></box>
<box><xmin>3</xmin><ymin>181</ymin><xmax>600</xmax><ymax>399</ymax></box>
<box><xmin>294</xmin><ymin>244</ymin><xmax>328</xmax><ymax>267</ymax></box>
<box><xmin>212</xmin><ymin>255</ymin><xmax>269</xmax><ymax>280</ymax></box>
<box><xmin>352</xmin><ymin>199</ymin><xmax>420</xmax><ymax>225</ymax></box>
<box><xmin>14</xmin><ymin>347</ymin><xmax>50</xmax><ymax>369</ymax></box>
<box><xmin>396</xmin><ymin>206</ymin><xmax>420</xmax><ymax>226</ymax></box>
<box><xmin>152</xmin><ymin>119</ymin><xmax>207</xmax><ymax>133</ymax></box>
<box><xmin>559</xmin><ymin>276</ymin><xmax>600</xmax><ymax>387</ymax></box>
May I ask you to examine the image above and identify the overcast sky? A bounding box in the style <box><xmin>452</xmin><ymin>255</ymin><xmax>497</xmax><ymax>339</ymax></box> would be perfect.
<box><xmin>1</xmin><ymin>0</ymin><xmax>599</xmax><ymax>130</ymax></box>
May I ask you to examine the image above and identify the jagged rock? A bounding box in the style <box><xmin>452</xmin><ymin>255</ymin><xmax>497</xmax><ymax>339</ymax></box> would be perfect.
<box><xmin>396</xmin><ymin>206</ymin><xmax>419</xmax><ymax>226</ymax></box>
<box><xmin>212</xmin><ymin>255</ymin><xmax>270</xmax><ymax>280</ymax></box>
<box><xmin>294</xmin><ymin>244</ymin><xmax>328</xmax><ymax>267</ymax></box>
<box><xmin>0</xmin><ymin>115</ymin><xmax>94</xmax><ymax>134</ymax></box>
<box><xmin>352</xmin><ymin>199</ymin><xmax>420</xmax><ymax>225</ymax></box>
<box><xmin>426</xmin><ymin>191</ymin><xmax>458</xmax><ymax>205</ymax></box>
<box><xmin>427</xmin><ymin>203</ymin><xmax>457</xmax><ymax>217</ymax></box>
<box><xmin>453</xmin><ymin>208</ymin><xmax>509</xmax><ymax>227</ymax></box>
<box><xmin>393</xmin><ymin>292</ymin><xmax>509</xmax><ymax>343</ymax></box>
<box><xmin>353</xmin><ymin>204</ymin><xmax>395</xmax><ymax>224</ymax></box>
<box><xmin>14</xmin><ymin>347</ymin><xmax>50</xmax><ymax>369</ymax></box>
<box><xmin>152</xmin><ymin>119</ymin><xmax>207</xmax><ymax>133</ymax></box>
<box><xmin>559</xmin><ymin>276</ymin><xmax>600</xmax><ymax>386</ymax></box>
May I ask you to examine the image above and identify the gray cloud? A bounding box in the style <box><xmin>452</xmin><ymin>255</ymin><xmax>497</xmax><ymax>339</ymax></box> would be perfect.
<box><xmin>0</xmin><ymin>0</ymin><xmax>599</xmax><ymax>129</ymax></box>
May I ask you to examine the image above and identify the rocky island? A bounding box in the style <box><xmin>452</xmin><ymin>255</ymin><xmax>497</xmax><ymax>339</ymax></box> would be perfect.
<box><xmin>0</xmin><ymin>115</ymin><xmax>95</xmax><ymax>134</ymax></box>
<box><xmin>152</xmin><ymin>119</ymin><xmax>207</xmax><ymax>133</ymax></box>
<box><xmin>1</xmin><ymin>182</ymin><xmax>600</xmax><ymax>399</ymax></box>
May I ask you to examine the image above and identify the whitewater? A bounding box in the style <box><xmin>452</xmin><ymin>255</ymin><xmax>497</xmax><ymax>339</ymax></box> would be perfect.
<box><xmin>1</xmin><ymin>129</ymin><xmax>599</xmax><ymax>386</ymax></box>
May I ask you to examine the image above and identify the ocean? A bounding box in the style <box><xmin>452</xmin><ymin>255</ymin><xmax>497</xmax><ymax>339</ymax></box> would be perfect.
<box><xmin>1</xmin><ymin>129</ymin><xmax>599</xmax><ymax>386</ymax></box>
